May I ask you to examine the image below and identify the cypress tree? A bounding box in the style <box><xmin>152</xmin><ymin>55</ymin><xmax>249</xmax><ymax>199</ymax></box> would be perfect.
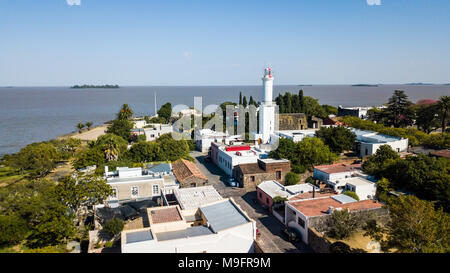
<box><xmin>239</xmin><ymin>92</ymin><xmax>242</xmax><ymax>105</ymax></box>
<box><xmin>243</xmin><ymin>96</ymin><xmax>248</xmax><ymax>108</ymax></box>
<box><xmin>299</xmin><ymin>89</ymin><xmax>305</xmax><ymax>112</ymax></box>
<box><xmin>285</xmin><ymin>93</ymin><xmax>292</xmax><ymax>113</ymax></box>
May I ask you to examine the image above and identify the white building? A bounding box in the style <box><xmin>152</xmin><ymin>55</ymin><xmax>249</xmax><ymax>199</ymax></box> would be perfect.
<box><xmin>343</xmin><ymin>177</ymin><xmax>377</xmax><ymax>201</ymax></box>
<box><xmin>313</xmin><ymin>163</ymin><xmax>362</xmax><ymax>191</ymax></box>
<box><xmin>210</xmin><ymin>143</ymin><xmax>269</xmax><ymax>176</ymax></box>
<box><xmin>104</xmin><ymin>166</ymin><xmax>179</xmax><ymax>206</ymax></box>
<box><xmin>285</xmin><ymin>195</ymin><xmax>383</xmax><ymax>244</ymax></box>
<box><xmin>194</xmin><ymin>129</ymin><xmax>242</xmax><ymax>153</ymax></box>
<box><xmin>121</xmin><ymin>199</ymin><xmax>257</xmax><ymax>253</ymax></box>
<box><xmin>173</xmin><ymin>186</ymin><xmax>224</xmax><ymax>211</ymax></box>
<box><xmin>144</xmin><ymin>124</ymin><xmax>173</xmax><ymax>141</ymax></box>
<box><xmin>351</xmin><ymin>128</ymin><xmax>409</xmax><ymax>157</ymax></box>
<box><xmin>271</xmin><ymin>129</ymin><xmax>318</xmax><ymax>143</ymax></box>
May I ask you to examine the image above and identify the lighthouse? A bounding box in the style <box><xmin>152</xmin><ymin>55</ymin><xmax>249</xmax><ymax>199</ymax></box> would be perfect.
<box><xmin>258</xmin><ymin>67</ymin><xmax>276</xmax><ymax>143</ymax></box>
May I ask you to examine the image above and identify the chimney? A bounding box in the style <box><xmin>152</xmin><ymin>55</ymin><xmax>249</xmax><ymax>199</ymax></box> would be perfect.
<box><xmin>312</xmin><ymin>186</ymin><xmax>315</xmax><ymax>198</ymax></box>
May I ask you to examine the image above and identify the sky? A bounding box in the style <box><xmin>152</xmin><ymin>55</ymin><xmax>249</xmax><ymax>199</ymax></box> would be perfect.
<box><xmin>0</xmin><ymin>0</ymin><xmax>449</xmax><ymax>86</ymax></box>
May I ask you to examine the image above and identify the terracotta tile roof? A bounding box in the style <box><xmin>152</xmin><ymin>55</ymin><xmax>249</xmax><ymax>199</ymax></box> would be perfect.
<box><xmin>237</xmin><ymin>163</ymin><xmax>266</xmax><ymax>174</ymax></box>
<box><xmin>149</xmin><ymin>207</ymin><xmax>182</xmax><ymax>224</ymax></box>
<box><xmin>290</xmin><ymin>198</ymin><xmax>382</xmax><ymax>217</ymax></box>
<box><xmin>430</xmin><ymin>149</ymin><xmax>450</xmax><ymax>159</ymax></box>
<box><xmin>172</xmin><ymin>159</ymin><xmax>207</xmax><ymax>182</ymax></box>
<box><xmin>314</xmin><ymin>163</ymin><xmax>361</xmax><ymax>174</ymax></box>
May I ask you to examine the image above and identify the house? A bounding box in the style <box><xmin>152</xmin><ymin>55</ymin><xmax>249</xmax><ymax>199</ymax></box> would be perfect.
<box><xmin>278</xmin><ymin>113</ymin><xmax>308</xmax><ymax>130</ymax></box>
<box><xmin>343</xmin><ymin>177</ymin><xmax>377</xmax><ymax>200</ymax></box>
<box><xmin>323</xmin><ymin>115</ymin><xmax>344</xmax><ymax>126</ymax></box>
<box><xmin>351</xmin><ymin>128</ymin><xmax>409</xmax><ymax>157</ymax></box>
<box><xmin>144</xmin><ymin>124</ymin><xmax>173</xmax><ymax>141</ymax></box>
<box><xmin>121</xmin><ymin>199</ymin><xmax>257</xmax><ymax>253</ymax></box>
<box><xmin>171</xmin><ymin>159</ymin><xmax>208</xmax><ymax>187</ymax></box>
<box><xmin>337</xmin><ymin>106</ymin><xmax>371</xmax><ymax>119</ymax></box>
<box><xmin>104</xmin><ymin>166</ymin><xmax>179</xmax><ymax>207</ymax></box>
<box><xmin>172</xmin><ymin>186</ymin><xmax>224</xmax><ymax>211</ymax></box>
<box><xmin>313</xmin><ymin>163</ymin><xmax>362</xmax><ymax>189</ymax></box>
<box><xmin>256</xmin><ymin>180</ymin><xmax>318</xmax><ymax>213</ymax></box>
<box><xmin>194</xmin><ymin>129</ymin><xmax>242</xmax><ymax>153</ymax></box>
<box><xmin>210</xmin><ymin>142</ymin><xmax>269</xmax><ymax>177</ymax></box>
<box><xmin>271</xmin><ymin>129</ymin><xmax>318</xmax><ymax>143</ymax></box>
<box><xmin>234</xmin><ymin>158</ymin><xmax>291</xmax><ymax>189</ymax></box>
<box><xmin>285</xmin><ymin>195</ymin><xmax>383</xmax><ymax>244</ymax></box>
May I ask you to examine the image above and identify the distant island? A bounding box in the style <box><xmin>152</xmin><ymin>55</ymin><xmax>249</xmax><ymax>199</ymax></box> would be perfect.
<box><xmin>71</xmin><ymin>84</ymin><xmax>120</xmax><ymax>89</ymax></box>
<box><xmin>351</xmin><ymin>84</ymin><xmax>378</xmax><ymax>87</ymax></box>
<box><xmin>405</xmin><ymin>83</ymin><xmax>434</xmax><ymax>86</ymax></box>
<box><xmin>298</xmin><ymin>84</ymin><xmax>313</xmax><ymax>87</ymax></box>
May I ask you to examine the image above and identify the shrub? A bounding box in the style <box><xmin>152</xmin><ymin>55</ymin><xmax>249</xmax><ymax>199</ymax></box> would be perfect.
<box><xmin>285</xmin><ymin>172</ymin><xmax>300</xmax><ymax>185</ymax></box>
<box><xmin>0</xmin><ymin>214</ymin><xmax>29</xmax><ymax>246</ymax></box>
<box><xmin>102</xmin><ymin>218</ymin><xmax>124</xmax><ymax>237</ymax></box>
<box><xmin>104</xmin><ymin>241</ymin><xmax>114</xmax><ymax>248</ymax></box>
<box><xmin>326</xmin><ymin>209</ymin><xmax>361</xmax><ymax>240</ymax></box>
<box><xmin>292</xmin><ymin>164</ymin><xmax>306</xmax><ymax>174</ymax></box>
<box><xmin>343</xmin><ymin>191</ymin><xmax>360</xmax><ymax>201</ymax></box>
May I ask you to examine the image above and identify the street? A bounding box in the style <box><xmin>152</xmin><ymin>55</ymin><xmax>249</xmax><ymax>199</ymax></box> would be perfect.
<box><xmin>190</xmin><ymin>151</ymin><xmax>312</xmax><ymax>253</ymax></box>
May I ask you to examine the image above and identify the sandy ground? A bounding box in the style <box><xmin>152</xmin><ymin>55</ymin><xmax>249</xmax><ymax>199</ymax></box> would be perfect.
<box><xmin>63</xmin><ymin>126</ymin><xmax>108</xmax><ymax>141</ymax></box>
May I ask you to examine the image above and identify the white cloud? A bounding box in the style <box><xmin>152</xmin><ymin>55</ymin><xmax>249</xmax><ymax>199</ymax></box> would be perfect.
<box><xmin>366</xmin><ymin>0</ymin><xmax>381</xmax><ymax>6</ymax></box>
<box><xmin>67</xmin><ymin>0</ymin><xmax>81</xmax><ymax>6</ymax></box>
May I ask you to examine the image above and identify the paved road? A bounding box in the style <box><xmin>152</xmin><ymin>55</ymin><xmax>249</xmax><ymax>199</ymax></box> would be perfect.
<box><xmin>190</xmin><ymin>151</ymin><xmax>312</xmax><ymax>253</ymax></box>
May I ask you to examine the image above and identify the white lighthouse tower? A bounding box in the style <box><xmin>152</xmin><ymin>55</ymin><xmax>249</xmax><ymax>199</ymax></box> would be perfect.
<box><xmin>258</xmin><ymin>67</ymin><xmax>276</xmax><ymax>143</ymax></box>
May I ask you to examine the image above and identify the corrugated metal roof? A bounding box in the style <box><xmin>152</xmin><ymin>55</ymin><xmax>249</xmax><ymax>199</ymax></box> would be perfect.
<box><xmin>126</xmin><ymin>230</ymin><xmax>153</xmax><ymax>243</ymax></box>
<box><xmin>200</xmin><ymin>200</ymin><xmax>249</xmax><ymax>232</ymax></box>
<box><xmin>146</xmin><ymin>163</ymin><xmax>172</xmax><ymax>174</ymax></box>
<box><xmin>156</xmin><ymin>226</ymin><xmax>213</xmax><ymax>242</ymax></box>
<box><xmin>332</xmin><ymin>194</ymin><xmax>357</xmax><ymax>204</ymax></box>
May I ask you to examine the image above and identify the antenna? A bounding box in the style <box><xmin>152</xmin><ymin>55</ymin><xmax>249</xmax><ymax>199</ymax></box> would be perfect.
<box><xmin>154</xmin><ymin>91</ymin><xmax>157</xmax><ymax>117</ymax></box>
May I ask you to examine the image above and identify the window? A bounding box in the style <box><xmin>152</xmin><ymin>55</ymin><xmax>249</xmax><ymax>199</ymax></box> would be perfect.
<box><xmin>259</xmin><ymin>192</ymin><xmax>262</xmax><ymax>198</ymax></box>
<box><xmin>266</xmin><ymin>198</ymin><xmax>269</xmax><ymax>204</ymax></box>
<box><xmin>276</xmin><ymin>171</ymin><xmax>281</xmax><ymax>180</ymax></box>
<box><xmin>190</xmin><ymin>183</ymin><xmax>196</xmax><ymax>187</ymax></box>
<box><xmin>131</xmin><ymin>186</ymin><xmax>139</xmax><ymax>198</ymax></box>
<box><xmin>111</xmin><ymin>189</ymin><xmax>117</xmax><ymax>199</ymax></box>
<box><xmin>365</xmin><ymin>148</ymin><xmax>369</xmax><ymax>156</ymax></box>
<box><xmin>297</xmin><ymin>217</ymin><xmax>305</xmax><ymax>228</ymax></box>
<box><xmin>251</xmin><ymin>176</ymin><xmax>255</xmax><ymax>182</ymax></box>
<box><xmin>152</xmin><ymin>185</ymin><xmax>159</xmax><ymax>195</ymax></box>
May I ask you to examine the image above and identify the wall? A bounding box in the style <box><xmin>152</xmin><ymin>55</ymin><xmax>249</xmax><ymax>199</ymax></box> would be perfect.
<box><xmin>307</xmin><ymin>227</ymin><xmax>331</xmax><ymax>253</ymax></box>
<box><xmin>179</xmin><ymin>176</ymin><xmax>208</xmax><ymax>188</ymax></box>
<box><xmin>109</xmin><ymin>179</ymin><xmax>164</xmax><ymax>202</ymax></box>
<box><xmin>278</xmin><ymin>113</ymin><xmax>307</xmax><ymax>130</ymax></box>
<box><xmin>257</xmin><ymin>188</ymin><xmax>273</xmax><ymax>212</ymax></box>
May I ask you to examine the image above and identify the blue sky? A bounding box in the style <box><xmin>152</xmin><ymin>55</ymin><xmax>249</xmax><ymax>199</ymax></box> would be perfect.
<box><xmin>0</xmin><ymin>0</ymin><xmax>449</xmax><ymax>86</ymax></box>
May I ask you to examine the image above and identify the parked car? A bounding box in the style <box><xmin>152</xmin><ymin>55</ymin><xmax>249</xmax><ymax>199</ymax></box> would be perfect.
<box><xmin>227</xmin><ymin>177</ymin><xmax>237</xmax><ymax>187</ymax></box>
<box><xmin>281</xmin><ymin>227</ymin><xmax>301</xmax><ymax>242</ymax></box>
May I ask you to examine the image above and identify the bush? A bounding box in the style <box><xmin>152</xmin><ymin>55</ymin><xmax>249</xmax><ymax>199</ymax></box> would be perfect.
<box><xmin>102</xmin><ymin>218</ymin><xmax>124</xmax><ymax>237</ymax></box>
<box><xmin>292</xmin><ymin>164</ymin><xmax>306</xmax><ymax>174</ymax></box>
<box><xmin>0</xmin><ymin>214</ymin><xmax>29</xmax><ymax>246</ymax></box>
<box><xmin>343</xmin><ymin>191</ymin><xmax>360</xmax><ymax>201</ymax></box>
<box><xmin>285</xmin><ymin>172</ymin><xmax>300</xmax><ymax>185</ymax></box>
<box><xmin>104</xmin><ymin>241</ymin><xmax>114</xmax><ymax>248</ymax></box>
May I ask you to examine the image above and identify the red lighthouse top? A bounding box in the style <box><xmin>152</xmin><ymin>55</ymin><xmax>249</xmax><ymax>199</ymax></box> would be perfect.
<box><xmin>264</xmin><ymin>67</ymin><xmax>272</xmax><ymax>78</ymax></box>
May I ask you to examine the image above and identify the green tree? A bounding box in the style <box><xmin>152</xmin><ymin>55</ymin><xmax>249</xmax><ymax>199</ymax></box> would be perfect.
<box><xmin>276</xmin><ymin>94</ymin><xmax>285</xmax><ymax>114</ymax></box>
<box><xmin>76</xmin><ymin>122</ymin><xmax>85</xmax><ymax>133</ymax></box>
<box><xmin>285</xmin><ymin>172</ymin><xmax>300</xmax><ymax>185</ymax></box>
<box><xmin>284</xmin><ymin>92</ymin><xmax>292</xmax><ymax>113</ymax></box>
<box><xmin>298</xmin><ymin>89</ymin><xmax>305</xmax><ymax>112</ymax></box>
<box><xmin>386</xmin><ymin>90</ymin><xmax>413</xmax><ymax>128</ymax></box>
<box><xmin>117</xmin><ymin>104</ymin><xmax>133</xmax><ymax>120</ymax></box>
<box><xmin>156</xmin><ymin>134</ymin><xmax>190</xmax><ymax>161</ymax></box>
<box><xmin>107</xmin><ymin>118</ymin><xmax>133</xmax><ymax>142</ymax></box>
<box><xmin>93</xmin><ymin>134</ymin><xmax>128</xmax><ymax>162</ymax></box>
<box><xmin>102</xmin><ymin>218</ymin><xmax>124</xmax><ymax>238</ymax></box>
<box><xmin>73</xmin><ymin>147</ymin><xmax>106</xmax><ymax>170</ymax></box>
<box><xmin>437</xmin><ymin>96</ymin><xmax>450</xmax><ymax>132</ymax></box>
<box><xmin>315</xmin><ymin>126</ymin><xmax>356</xmax><ymax>154</ymax></box>
<box><xmin>127</xmin><ymin>141</ymin><xmax>160</xmax><ymax>162</ymax></box>
<box><xmin>303</xmin><ymin>96</ymin><xmax>327</xmax><ymax>118</ymax></box>
<box><xmin>374</xmin><ymin>196</ymin><xmax>450</xmax><ymax>253</ymax></box>
<box><xmin>321</xmin><ymin>104</ymin><xmax>338</xmax><ymax>116</ymax></box>
<box><xmin>361</xmin><ymin>145</ymin><xmax>400</xmax><ymax>178</ymax></box>
<box><xmin>85</xmin><ymin>121</ymin><xmax>93</xmax><ymax>131</ymax></box>
<box><xmin>423</xmin><ymin>132</ymin><xmax>450</xmax><ymax>149</ymax></box>
<box><xmin>239</xmin><ymin>92</ymin><xmax>242</xmax><ymax>105</ymax></box>
<box><xmin>326</xmin><ymin>209</ymin><xmax>361</xmax><ymax>240</ymax></box>
<box><xmin>157</xmin><ymin>102</ymin><xmax>172</xmax><ymax>122</ymax></box>
<box><xmin>343</xmin><ymin>191</ymin><xmax>360</xmax><ymax>201</ymax></box>
<box><xmin>0</xmin><ymin>214</ymin><xmax>29</xmax><ymax>246</ymax></box>
<box><xmin>414</xmin><ymin>103</ymin><xmax>440</xmax><ymax>134</ymax></box>
<box><xmin>242</xmin><ymin>96</ymin><xmax>248</xmax><ymax>108</ymax></box>
<box><xmin>7</xmin><ymin>142</ymin><xmax>59</xmax><ymax>177</ymax></box>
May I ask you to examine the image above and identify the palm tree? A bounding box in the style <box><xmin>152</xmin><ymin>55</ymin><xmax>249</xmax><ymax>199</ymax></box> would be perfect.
<box><xmin>85</xmin><ymin>121</ymin><xmax>93</xmax><ymax>131</ymax></box>
<box><xmin>437</xmin><ymin>96</ymin><xmax>450</xmax><ymax>132</ymax></box>
<box><xmin>117</xmin><ymin>104</ymin><xmax>133</xmax><ymax>120</ymax></box>
<box><xmin>76</xmin><ymin>123</ymin><xmax>85</xmax><ymax>134</ymax></box>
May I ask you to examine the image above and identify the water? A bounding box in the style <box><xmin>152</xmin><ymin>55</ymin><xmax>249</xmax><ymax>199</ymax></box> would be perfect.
<box><xmin>0</xmin><ymin>85</ymin><xmax>449</xmax><ymax>156</ymax></box>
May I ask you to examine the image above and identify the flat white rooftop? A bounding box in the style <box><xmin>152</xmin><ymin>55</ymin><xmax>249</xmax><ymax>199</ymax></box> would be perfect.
<box><xmin>341</xmin><ymin>176</ymin><xmax>375</xmax><ymax>187</ymax></box>
<box><xmin>174</xmin><ymin>186</ymin><xmax>223</xmax><ymax>210</ymax></box>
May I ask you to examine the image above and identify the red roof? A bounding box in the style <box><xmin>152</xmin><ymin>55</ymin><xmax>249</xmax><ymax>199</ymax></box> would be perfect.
<box><xmin>150</xmin><ymin>207</ymin><xmax>183</xmax><ymax>224</ymax></box>
<box><xmin>225</xmin><ymin>145</ymin><xmax>251</xmax><ymax>152</ymax></box>
<box><xmin>290</xmin><ymin>198</ymin><xmax>382</xmax><ymax>217</ymax></box>
<box><xmin>314</xmin><ymin>163</ymin><xmax>361</xmax><ymax>174</ymax></box>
